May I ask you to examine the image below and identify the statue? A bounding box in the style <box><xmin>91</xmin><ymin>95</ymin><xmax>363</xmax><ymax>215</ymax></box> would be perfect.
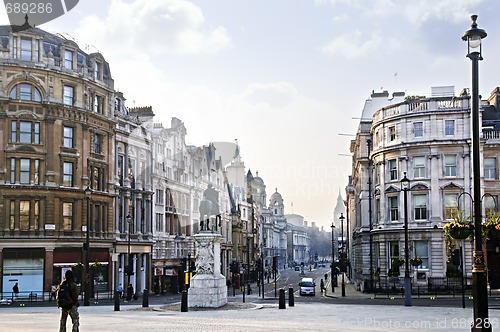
<box><xmin>199</xmin><ymin>184</ymin><xmax>220</xmax><ymax>231</ymax></box>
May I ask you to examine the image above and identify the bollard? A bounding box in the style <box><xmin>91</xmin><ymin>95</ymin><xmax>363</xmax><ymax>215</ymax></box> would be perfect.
<box><xmin>181</xmin><ymin>290</ymin><xmax>188</xmax><ymax>312</ymax></box>
<box><xmin>142</xmin><ymin>289</ymin><xmax>149</xmax><ymax>308</ymax></box>
<box><xmin>279</xmin><ymin>289</ymin><xmax>286</xmax><ymax>309</ymax></box>
<box><xmin>288</xmin><ymin>287</ymin><xmax>294</xmax><ymax>307</ymax></box>
<box><xmin>114</xmin><ymin>291</ymin><xmax>120</xmax><ymax>311</ymax></box>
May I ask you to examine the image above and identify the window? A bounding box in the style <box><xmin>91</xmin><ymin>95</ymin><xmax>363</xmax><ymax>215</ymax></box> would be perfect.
<box><xmin>63</xmin><ymin>162</ymin><xmax>73</xmax><ymax>187</ymax></box>
<box><xmin>10</xmin><ymin>159</ymin><xmax>15</xmax><ymax>183</ymax></box>
<box><xmin>445</xmin><ymin>120</ymin><xmax>455</xmax><ymax>136</ymax></box>
<box><xmin>156</xmin><ymin>189</ymin><xmax>164</xmax><ymax>205</ymax></box>
<box><xmin>389</xmin><ymin>159</ymin><xmax>397</xmax><ymax>180</ymax></box>
<box><xmin>444</xmin><ymin>193</ymin><xmax>458</xmax><ymax>220</ymax></box>
<box><xmin>414</xmin><ymin>241</ymin><xmax>429</xmax><ymax>269</ymax></box>
<box><xmin>34</xmin><ymin>159</ymin><xmax>40</xmax><ymax>185</ymax></box>
<box><xmin>388</xmin><ymin>241</ymin><xmax>400</xmax><ymax>263</ymax></box>
<box><xmin>93</xmin><ymin>95</ymin><xmax>103</xmax><ymax>114</ymax></box>
<box><xmin>414</xmin><ymin>194</ymin><xmax>427</xmax><ymax>220</ymax></box>
<box><xmin>389</xmin><ymin>196</ymin><xmax>399</xmax><ymax>222</ymax></box>
<box><xmin>63</xmin><ymin>126</ymin><xmax>74</xmax><ymax>148</ymax></box>
<box><xmin>20</xmin><ymin>158</ymin><xmax>30</xmax><ymax>184</ymax></box>
<box><xmin>11</xmin><ymin>121</ymin><xmax>41</xmax><ymax>144</ymax></box>
<box><xmin>375</xmin><ymin>198</ymin><xmax>380</xmax><ymax>223</ymax></box>
<box><xmin>413</xmin><ymin>156</ymin><xmax>426</xmax><ymax>178</ymax></box>
<box><xmin>12</xmin><ymin>37</ymin><xmax>17</xmax><ymax>59</ymax></box>
<box><xmin>445</xmin><ymin>155</ymin><xmax>457</xmax><ymax>177</ymax></box>
<box><xmin>9</xmin><ymin>201</ymin><xmax>14</xmax><ymax>230</ymax></box>
<box><xmin>21</xmin><ymin>37</ymin><xmax>32</xmax><ymax>61</ymax></box>
<box><xmin>93</xmin><ymin>133</ymin><xmax>102</xmax><ymax>154</ymax></box>
<box><xmin>389</xmin><ymin>126</ymin><xmax>396</xmax><ymax>141</ymax></box>
<box><xmin>95</xmin><ymin>62</ymin><xmax>102</xmax><ymax>80</ymax></box>
<box><xmin>90</xmin><ymin>165</ymin><xmax>105</xmax><ymax>191</ymax></box>
<box><xmin>20</xmin><ymin>200</ymin><xmax>30</xmax><ymax>230</ymax></box>
<box><xmin>484</xmin><ymin>157</ymin><xmax>496</xmax><ymax>180</ymax></box>
<box><xmin>485</xmin><ymin>195</ymin><xmax>497</xmax><ymax>216</ymax></box>
<box><xmin>10</xmin><ymin>83</ymin><xmax>42</xmax><ymax>101</ymax></box>
<box><xmin>63</xmin><ymin>85</ymin><xmax>74</xmax><ymax>106</ymax></box>
<box><xmin>414</xmin><ymin>122</ymin><xmax>423</xmax><ymax>137</ymax></box>
<box><xmin>62</xmin><ymin>202</ymin><xmax>73</xmax><ymax>231</ymax></box>
<box><xmin>64</xmin><ymin>50</ymin><xmax>73</xmax><ymax>69</ymax></box>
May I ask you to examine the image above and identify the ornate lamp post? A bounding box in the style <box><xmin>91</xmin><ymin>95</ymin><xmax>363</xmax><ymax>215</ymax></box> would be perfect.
<box><xmin>401</xmin><ymin>172</ymin><xmax>411</xmax><ymax>307</ymax></box>
<box><xmin>83</xmin><ymin>186</ymin><xmax>92</xmax><ymax>306</ymax></box>
<box><xmin>462</xmin><ymin>15</ymin><xmax>490</xmax><ymax>331</ymax></box>
<box><xmin>330</xmin><ymin>221</ymin><xmax>335</xmax><ymax>293</ymax></box>
<box><xmin>339</xmin><ymin>213</ymin><xmax>346</xmax><ymax>297</ymax></box>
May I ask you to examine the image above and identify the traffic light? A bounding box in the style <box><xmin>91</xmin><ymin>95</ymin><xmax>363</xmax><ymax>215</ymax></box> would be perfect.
<box><xmin>272</xmin><ymin>256</ymin><xmax>277</xmax><ymax>272</ymax></box>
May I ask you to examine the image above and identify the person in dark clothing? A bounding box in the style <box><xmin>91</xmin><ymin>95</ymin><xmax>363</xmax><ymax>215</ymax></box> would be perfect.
<box><xmin>58</xmin><ymin>269</ymin><xmax>79</xmax><ymax>332</ymax></box>
<box><xmin>12</xmin><ymin>283</ymin><xmax>19</xmax><ymax>300</ymax></box>
<box><xmin>320</xmin><ymin>279</ymin><xmax>325</xmax><ymax>293</ymax></box>
<box><xmin>127</xmin><ymin>284</ymin><xmax>134</xmax><ymax>301</ymax></box>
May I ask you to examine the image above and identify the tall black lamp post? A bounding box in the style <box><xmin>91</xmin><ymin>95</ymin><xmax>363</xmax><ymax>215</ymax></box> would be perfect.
<box><xmin>339</xmin><ymin>213</ymin><xmax>346</xmax><ymax>297</ymax></box>
<box><xmin>126</xmin><ymin>213</ymin><xmax>132</xmax><ymax>301</ymax></box>
<box><xmin>401</xmin><ymin>172</ymin><xmax>411</xmax><ymax>307</ymax></box>
<box><xmin>83</xmin><ymin>186</ymin><xmax>92</xmax><ymax>306</ymax></box>
<box><xmin>330</xmin><ymin>221</ymin><xmax>335</xmax><ymax>293</ymax></box>
<box><xmin>462</xmin><ymin>15</ymin><xmax>490</xmax><ymax>331</ymax></box>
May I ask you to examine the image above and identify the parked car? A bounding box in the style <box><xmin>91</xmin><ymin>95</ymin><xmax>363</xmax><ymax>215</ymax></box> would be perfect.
<box><xmin>294</xmin><ymin>266</ymin><xmax>300</xmax><ymax>271</ymax></box>
<box><xmin>299</xmin><ymin>277</ymin><xmax>315</xmax><ymax>296</ymax></box>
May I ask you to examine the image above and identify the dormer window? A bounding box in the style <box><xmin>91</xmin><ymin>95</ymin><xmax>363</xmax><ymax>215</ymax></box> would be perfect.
<box><xmin>12</xmin><ymin>36</ymin><xmax>41</xmax><ymax>62</ymax></box>
<box><xmin>64</xmin><ymin>50</ymin><xmax>73</xmax><ymax>69</ymax></box>
<box><xmin>95</xmin><ymin>61</ymin><xmax>102</xmax><ymax>80</ymax></box>
<box><xmin>21</xmin><ymin>37</ymin><xmax>31</xmax><ymax>61</ymax></box>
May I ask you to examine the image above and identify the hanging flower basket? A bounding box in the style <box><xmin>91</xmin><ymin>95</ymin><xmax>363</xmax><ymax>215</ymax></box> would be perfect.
<box><xmin>443</xmin><ymin>218</ymin><xmax>473</xmax><ymax>240</ymax></box>
<box><xmin>90</xmin><ymin>261</ymin><xmax>102</xmax><ymax>272</ymax></box>
<box><xmin>484</xmin><ymin>212</ymin><xmax>500</xmax><ymax>240</ymax></box>
<box><xmin>410</xmin><ymin>257</ymin><xmax>423</xmax><ymax>267</ymax></box>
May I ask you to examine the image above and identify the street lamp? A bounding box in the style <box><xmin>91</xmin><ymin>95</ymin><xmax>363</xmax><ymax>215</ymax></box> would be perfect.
<box><xmin>126</xmin><ymin>213</ymin><xmax>132</xmax><ymax>301</ymax></box>
<box><xmin>83</xmin><ymin>186</ymin><xmax>92</xmax><ymax>306</ymax></box>
<box><xmin>462</xmin><ymin>15</ymin><xmax>490</xmax><ymax>331</ymax></box>
<box><xmin>330</xmin><ymin>221</ymin><xmax>335</xmax><ymax>293</ymax></box>
<box><xmin>339</xmin><ymin>213</ymin><xmax>346</xmax><ymax>297</ymax></box>
<box><xmin>401</xmin><ymin>172</ymin><xmax>411</xmax><ymax>307</ymax></box>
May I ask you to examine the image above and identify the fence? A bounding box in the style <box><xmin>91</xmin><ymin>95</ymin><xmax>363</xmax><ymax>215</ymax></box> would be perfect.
<box><xmin>372</xmin><ymin>276</ymin><xmax>474</xmax><ymax>298</ymax></box>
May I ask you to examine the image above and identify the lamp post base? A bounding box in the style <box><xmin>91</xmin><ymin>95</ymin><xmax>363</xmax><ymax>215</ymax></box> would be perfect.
<box><xmin>404</xmin><ymin>276</ymin><xmax>412</xmax><ymax>307</ymax></box>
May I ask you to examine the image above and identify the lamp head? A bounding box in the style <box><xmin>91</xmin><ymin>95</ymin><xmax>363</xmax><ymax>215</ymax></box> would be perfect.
<box><xmin>339</xmin><ymin>213</ymin><xmax>345</xmax><ymax>222</ymax></box>
<box><xmin>401</xmin><ymin>172</ymin><xmax>410</xmax><ymax>191</ymax></box>
<box><xmin>84</xmin><ymin>186</ymin><xmax>92</xmax><ymax>196</ymax></box>
<box><xmin>462</xmin><ymin>15</ymin><xmax>487</xmax><ymax>56</ymax></box>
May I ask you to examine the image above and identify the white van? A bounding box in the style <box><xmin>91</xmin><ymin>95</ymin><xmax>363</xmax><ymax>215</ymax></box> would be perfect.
<box><xmin>299</xmin><ymin>277</ymin><xmax>315</xmax><ymax>296</ymax></box>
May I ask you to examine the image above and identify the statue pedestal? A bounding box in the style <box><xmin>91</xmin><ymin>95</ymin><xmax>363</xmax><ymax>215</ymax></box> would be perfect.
<box><xmin>188</xmin><ymin>232</ymin><xmax>227</xmax><ymax>308</ymax></box>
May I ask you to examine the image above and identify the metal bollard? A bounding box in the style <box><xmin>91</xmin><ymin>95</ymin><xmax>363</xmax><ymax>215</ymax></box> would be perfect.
<box><xmin>142</xmin><ymin>289</ymin><xmax>149</xmax><ymax>308</ymax></box>
<box><xmin>114</xmin><ymin>291</ymin><xmax>120</xmax><ymax>311</ymax></box>
<box><xmin>288</xmin><ymin>287</ymin><xmax>294</xmax><ymax>307</ymax></box>
<box><xmin>279</xmin><ymin>289</ymin><xmax>286</xmax><ymax>309</ymax></box>
<box><xmin>181</xmin><ymin>290</ymin><xmax>188</xmax><ymax>312</ymax></box>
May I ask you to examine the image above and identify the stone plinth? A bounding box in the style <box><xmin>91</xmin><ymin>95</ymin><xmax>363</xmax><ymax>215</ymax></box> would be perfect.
<box><xmin>188</xmin><ymin>232</ymin><xmax>227</xmax><ymax>308</ymax></box>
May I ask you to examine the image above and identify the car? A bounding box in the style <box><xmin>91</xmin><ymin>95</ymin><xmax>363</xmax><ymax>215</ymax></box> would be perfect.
<box><xmin>294</xmin><ymin>266</ymin><xmax>300</xmax><ymax>271</ymax></box>
<box><xmin>299</xmin><ymin>277</ymin><xmax>315</xmax><ymax>296</ymax></box>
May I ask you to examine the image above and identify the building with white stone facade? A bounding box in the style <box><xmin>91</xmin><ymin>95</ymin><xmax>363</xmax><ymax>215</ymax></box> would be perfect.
<box><xmin>348</xmin><ymin>87</ymin><xmax>500</xmax><ymax>292</ymax></box>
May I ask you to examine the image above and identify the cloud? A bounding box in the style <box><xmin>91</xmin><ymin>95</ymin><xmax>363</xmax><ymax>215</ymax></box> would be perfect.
<box><xmin>321</xmin><ymin>29</ymin><xmax>393</xmax><ymax>58</ymax></box>
<box><xmin>72</xmin><ymin>0</ymin><xmax>231</xmax><ymax>56</ymax></box>
<box><xmin>241</xmin><ymin>82</ymin><xmax>298</xmax><ymax>108</ymax></box>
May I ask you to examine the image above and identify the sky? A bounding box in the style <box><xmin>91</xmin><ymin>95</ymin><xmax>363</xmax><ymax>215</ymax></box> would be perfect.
<box><xmin>2</xmin><ymin>0</ymin><xmax>500</xmax><ymax>229</ymax></box>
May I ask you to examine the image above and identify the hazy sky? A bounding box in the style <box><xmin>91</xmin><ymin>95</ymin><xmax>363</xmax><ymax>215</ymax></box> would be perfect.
<box><xmin>3</xmin><ymin>0</ymin><xmax>500</xmax><ymax>229</ymax></box>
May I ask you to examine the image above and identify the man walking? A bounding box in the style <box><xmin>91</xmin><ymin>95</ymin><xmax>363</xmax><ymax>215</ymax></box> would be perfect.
<box><xmin>57</xmin><ymin>270</ymin><xmax>79</xmax><ymax>332</ymax></box>
<box><xmin>12</xmin><ymin>283</ymin><xmax>19</xmax><ymax>301</ymax></box>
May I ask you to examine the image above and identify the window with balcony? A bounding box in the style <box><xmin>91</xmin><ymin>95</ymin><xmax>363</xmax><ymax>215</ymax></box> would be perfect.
<box><xmin>414</xmin><ymin>194</ymin><xmax>427</xmax><ymax>221</ymax></box>
<box><xmin>414</xmin><ymin>122</ymin><xmax>423</xmax><ymax>138</ymax></box>
<box><xmin>10</xmin><ymin>83</ymin><xmax>42</xmax><ymax>102</ymax></box>
<box><xmin>389</xmin><ymin>196</ymin><xmax>398</xmax><ymax>222</ymax></box>
<box><xmin>413</xmin><ymin>156</ymin><xmax>426</xmax><ymax>178</ymax></box>
<box><xmin>484</xmin><ymin>157</ymin><xmax>496</xmax><ymax>180</ymax></box>
<box><xmin>445</xmin><ymin>155</ymin><xmax>457</xmax><ymax>177</ymax></box>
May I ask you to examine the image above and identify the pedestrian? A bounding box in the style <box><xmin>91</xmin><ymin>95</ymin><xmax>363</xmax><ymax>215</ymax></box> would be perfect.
<box><xmin>320</xmin><ymin>279</ymin><xmax>325</xmax><ymax>293</ymax></box>
<box><xmin>324</xmin><ymin>273</ymin><xmax>328</xmax><ymax>281</ymax></box>
<box><xmin>117</xmin><ymin>284</ymin><xmax>123</xmax><ymax>299</ymax></box>
<box><xmin>127</xmin><ymin>284</ymin><xmax>134</xmax><ymax>301</ymax></box>
<box><xmin>57</xmin><ymin>269</ymin><xmax>79</xmax><ymax>332</ymax></box>
<box><xmin>12</xmin><ymin>282</ymin><xmax>19</xmax><ymax>301</ymax></box>
<box><xmin>50</xmin><ymin>283</ymin><xmax>58</xmax><ymax>302</ymax></box>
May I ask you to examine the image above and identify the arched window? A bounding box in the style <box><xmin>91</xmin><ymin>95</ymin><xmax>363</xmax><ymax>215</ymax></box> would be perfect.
<box><xmin>10</xmin><ymin>83</ymin><xmax>42</xmax><ymax>101</ymax></box>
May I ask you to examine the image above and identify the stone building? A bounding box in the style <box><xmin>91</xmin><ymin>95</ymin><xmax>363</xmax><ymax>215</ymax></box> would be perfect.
<box><xmin>348</xmin><ymin>87</ymin><xmax>500</xmax><ymax>291</ymax></box>
<box><xmin>0</xmin><ymin>21</ymin><xmax>116</xmax><ymax>296</ymax></box>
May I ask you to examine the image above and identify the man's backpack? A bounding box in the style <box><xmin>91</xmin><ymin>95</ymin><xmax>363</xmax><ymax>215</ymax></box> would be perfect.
<box><xmin>56</xmin><ymin>281</ymin><xmax>73</xmax><ymax>308</ymax></box>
